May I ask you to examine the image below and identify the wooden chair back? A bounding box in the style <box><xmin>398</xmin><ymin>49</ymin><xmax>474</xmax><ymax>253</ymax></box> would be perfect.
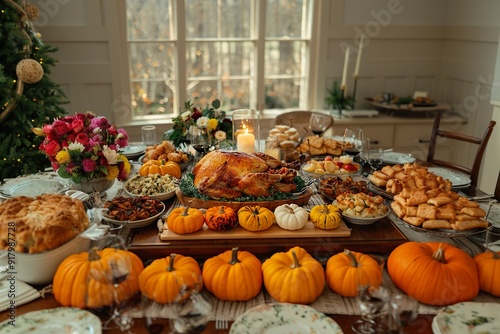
<box><xmin>426</xmin><ymin>112</ymin><xmax>496</xmax><ymax>187</ymax></box>
<box><xmin>495</xmin><ymin>170</ymin><xmax>500</xmax><ymax>201</ymax></box>
<box><xmin>275</xmin><ymin>111</ymin><xmax>334</xmax><ymax>137</ymax></box>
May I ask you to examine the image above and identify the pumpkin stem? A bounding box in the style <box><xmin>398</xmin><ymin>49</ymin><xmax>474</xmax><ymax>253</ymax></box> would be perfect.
<box><xmin>344</xmin><ymin>249</ymin><xmax>359</xmax><ymax>267</ymax></box>
<box><xmin>219</xmin><ymin>206</ymin><xmax>226</xmax><ymax>214</ymax></box>
<box><xmin>431</xmin><ymin>245</ymin><xmax>447</xmax><ymax>264</ymax></box>
<box><xmin>88</xmin><ymin>247</ymin><xmax>101</xmax><ymax>261</ymax></box>
<box><xmin>322</xmin><ymin>203</ymin><xmax>329</xmax><ymax>213</ymax></box>
<box><xmin>290</xmin><ymin>250</ymin><xmax>302</xmax><ymax>269</ymax></box>
<box><xmin>284</xmin><ymin>204</ymin><xmax>294</xmax><ymax>214</ymax></box>
<box><xmin>182</xmin><ymin>201</ymin><xmax>193</xmax><ymax>216</ymax></box>
<box><xmin>167</xmin><ymin>253</ymin><xmax>177</xmax><ymax>272</ymax></box>
<box><xmin>229</xmin><ymin>247</ymin><xmax>241</xmax><ymax>265</ymax></box>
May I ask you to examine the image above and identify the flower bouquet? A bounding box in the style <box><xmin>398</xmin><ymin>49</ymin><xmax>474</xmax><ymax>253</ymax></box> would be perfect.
<box><xmin>164</xmin><ymin>99</ymin><xmax>232</xmax><ymax>149</ymax></box>
<box><xmin>32</xmin><ymin>112</ymin><xmax>131</xmax><ymax>184</ymax></box>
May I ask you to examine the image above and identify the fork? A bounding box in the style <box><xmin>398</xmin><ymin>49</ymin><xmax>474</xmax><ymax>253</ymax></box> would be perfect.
<box><xmin>215</xmin><ymin>318</ymin><xmax>229</xmax><ymax>330</ymax></box>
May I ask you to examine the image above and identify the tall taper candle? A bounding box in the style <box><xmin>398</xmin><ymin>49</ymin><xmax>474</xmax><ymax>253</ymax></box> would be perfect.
<box><xmin>354</xmin><ymin>35</ymin><xmax>364</xmax><ymax>77</ymax></box>
<box><xmin>341</xmin><ymin>47</ymin><xmax>350</xmax><ymax>89</ymax></box>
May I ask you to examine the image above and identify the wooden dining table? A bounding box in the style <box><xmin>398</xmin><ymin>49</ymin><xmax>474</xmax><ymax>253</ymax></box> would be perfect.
<box><xmin>0</xmin><ymin>158</ymin><xmax>496</xmax><ymax>334</ymax></box>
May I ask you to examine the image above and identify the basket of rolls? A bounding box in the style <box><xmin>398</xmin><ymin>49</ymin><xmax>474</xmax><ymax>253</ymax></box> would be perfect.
<box><xmin>140</xmin><ymin>140</ymin><xmax>192</xmax><ymax>170</ymax></box>
<box><xmin>368</xmin><ymin>163</ymin><xmax>490</xmax><ymax>235</ymax></box>
<box><xmin>0</xmin><ymin>194</ymin><xmax>104</xmax><ymax>284</ymax></box>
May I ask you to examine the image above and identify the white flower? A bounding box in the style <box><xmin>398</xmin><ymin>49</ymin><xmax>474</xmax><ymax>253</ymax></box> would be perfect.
<box><xmin>196</xmin><ymin>116</ymin><xmax>209</xmax><ymax>128</ymax></box>
<box><xmin>215</xmin><ymin>130</ymin><xmax>226</xmax><ymax>141</ymax></box>
<box><xmin>102</xmin><ymin>145</ymin><xmax>119</xmax><ymax>165</ymax></box>
<box><xmin>181</xmin><ymin>111</ymin><xmax>191</xmax><ymax>121</ymax></box>
<box><xmin>68</xmin><ymin>142</ymin><xmax>85</xmax><ymax>152</ymax></box>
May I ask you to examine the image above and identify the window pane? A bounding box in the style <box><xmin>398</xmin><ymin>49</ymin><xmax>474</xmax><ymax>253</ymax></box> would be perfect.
<box><xmin>265</xmin><ymin>78</ymin><xmax>301</xmax><ymax>109</ymax></box>
<box><xmin>185</xmin><ymin>0</ymin><xmax>252</xmax><ymax>38</ymax></box>
<box><xmin>222</xmin><ymin>79</ymin><xmax>251</xmax><ymax>109</ymax></box>
<box><xmin>186</xmin><ymin>80</ymin><xmax>220</xmax><ymax>104</ymax></box>
<box><xmin>265</xmin><ymin>41</ymin><xmax>305</xmax><ymax>76</ymax></box>
<box><xmin>129</xmin><ymin>43</ymin><xmax>175</xmax><ymax>80</ymax></box>
<box><xmin>266</xmin><ymin>0</ymin><xmax>308</xmax><ymax>38</ymax></box>
<box><xmin>131</xmin><ymin>81</ymin><xmax>174</xmax><ymax>116</ymax></box>
<box><xmin>127</xmin><ymin>0</ymin><xmax>172</xmax><ymax>40</ymax></box>
<box><xmin>186</xmin><ymin>42</ymin><xmax>254</xmax><ymax>77</ymax></box>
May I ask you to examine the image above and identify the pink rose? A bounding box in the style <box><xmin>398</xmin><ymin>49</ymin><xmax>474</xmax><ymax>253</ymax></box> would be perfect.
<box><xmin>75</xmin><ymin>133</ymin><xmax>89</xmax><ymax>145</ymax></box>
<box><xmin>44</xmin><ymin>140</ymin><xmax>61</xmax><ymax>157</ymax></box>
<box><xmin>51</xmin><ymin>120</ymin><xmax>72</xmax><ymax>137</ymax></box>
<box><xmin>72</xmin><ymin>119</ymin><xmax>84</xmax><ymax>133</ymax></box>
<box><xmin>43</xmin><ymin>124</ymin><xmax>52</xmax><ymax>135</ymax></box>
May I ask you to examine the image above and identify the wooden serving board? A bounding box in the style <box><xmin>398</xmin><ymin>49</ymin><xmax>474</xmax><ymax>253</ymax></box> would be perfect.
<box><xmin>175</xmin><ymin>187</ymin><xmax>314</xmax><ymax>211</ymax></box>
<box><xmin>159</xmin><ymin>220</ymin><xmax>351</xmax><ymax>241</ymax></box>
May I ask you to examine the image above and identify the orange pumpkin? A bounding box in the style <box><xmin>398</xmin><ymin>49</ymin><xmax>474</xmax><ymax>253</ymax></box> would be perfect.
<box><xmin>202</xmin><ymin>247</ymin><xmax>262</xmax><ymax>301</ymax></box>
<box><xmin>326</xmin><ymin>249</ymin><xmax>383</xmax><ymax>297</ymax></box>
<box><xmin>53</xmin><ymin>247</ymin><xmax>144</xmax><ymax>309</ymax></box>
<box><xmin>139</xmin><ymin>159</ymin><xmax>181</xmax><ymax>178</ymax></box>
<box><xmin>237</xmin><ymin>205</ymin><xmax>274</xmax><ymax>231</ymax></box>
<box><xmin>262</xmin><ymin>246</ymin><xmax>325</xmax><ymax>304</ymax></box>
<box><xmin>167</xmin><ymin>201</ymin><xmax>205</xmax><ymax>234</ymax></box>
<box><xmin>474</xmin><ymin>250</ymin><xmax>500</xmax><ymax>297</ymax></box>
<box><xmin>387</xmin><ymin>242</ymin><xmax>479</xmax><ymax>306</ymax></box>
<box><xmin>205</xmin><ymin>206</ymin><xmax>237</xmax><ymax>231</ymax></box>
<box><xmin>139</xmin><ymin>253</ymin><xmax>203</xmax><ymax>304</ymax></box>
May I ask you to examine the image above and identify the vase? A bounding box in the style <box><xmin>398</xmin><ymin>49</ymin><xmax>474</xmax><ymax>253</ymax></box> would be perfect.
<box><xmin>70</xmin><ymin>177</ymin><xmax>115</xmax><ymax>194</ymax></box>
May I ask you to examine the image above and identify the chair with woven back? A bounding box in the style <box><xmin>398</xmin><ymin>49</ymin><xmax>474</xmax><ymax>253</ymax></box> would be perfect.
<box><xmin>426</xmin><ymin>112</ymin><xmax>496</xmax><ymax>188</ymax></box>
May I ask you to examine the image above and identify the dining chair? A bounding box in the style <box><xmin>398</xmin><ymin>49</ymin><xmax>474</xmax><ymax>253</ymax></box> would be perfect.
<box><xmin>426</xmin><ymin>112</ymin><xmax>496</xmax><ymax>187</ymax></box>
<box><xmin>495</xmin><ymin>170</ymin><xmax>500</xmax><ymax>201</ymax></box>
<box><xmin>275</xmin><ymin>111</ymin><xmax>334</xmax><ymax>137</ymax></box>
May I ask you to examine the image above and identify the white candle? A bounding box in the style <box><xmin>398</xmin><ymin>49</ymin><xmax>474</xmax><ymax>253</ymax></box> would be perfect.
<box><xmin>237</xmin><ymin>129</ymin><xmax>255</xmax><ymax>153</ymax></box>
<box><xmin>341</xmin><ymin>47</ymin><xmax>350</xmax><ymax>89</ymax></box>
<box><xmin>354</xmin><ymin>35</ymin><xmax>364</xmax><ymax>77</ymax></box>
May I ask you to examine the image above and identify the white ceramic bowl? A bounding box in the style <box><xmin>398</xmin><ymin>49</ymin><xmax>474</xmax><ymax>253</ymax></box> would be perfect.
<box><xmin>102</xmin><ymin>202</ymin><xmax>166</xmax><ymax>228</ymax></box>
<box><xmin>341</xmin><ymin>209</ymin><xmax>390</xmax><ymax>225</ymax></box>
<box><xmin>0</xmin><ymin>225</ymin><xmax>102</xmax><ymax>285</ymax></box>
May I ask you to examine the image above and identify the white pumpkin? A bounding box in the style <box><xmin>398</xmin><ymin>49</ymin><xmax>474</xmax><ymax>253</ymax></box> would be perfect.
<box><xmin>274</xmin><ymin>204</ymin><xmax>309</xmax><ymax>230</ymax></box>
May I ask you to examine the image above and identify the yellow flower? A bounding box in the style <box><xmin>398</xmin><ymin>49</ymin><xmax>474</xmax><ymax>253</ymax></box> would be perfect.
<box><xmin>207</xmin><ymin>118</ymin><xmax>218</xmax><ymax>132</ymax></box>
<box><xmin>106</xmin><ymin>165</ymin><xmax>119</xmax><ymax>180</ymax></box>
<box><xmin>55</xmin><ymin>150</ymin><xmax>71</xmax><ymax>164</ymax></box>
<box><xmin>120</xmin><ymin>155</ymin><xmax>131</xmax><ymax>174</ymax></box>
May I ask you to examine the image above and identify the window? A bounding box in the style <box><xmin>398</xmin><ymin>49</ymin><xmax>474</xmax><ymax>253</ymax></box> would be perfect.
<box><xmin>125</xmin><ymin>0</ymin><xmax>316</xmax><ymax>120</ymax></box>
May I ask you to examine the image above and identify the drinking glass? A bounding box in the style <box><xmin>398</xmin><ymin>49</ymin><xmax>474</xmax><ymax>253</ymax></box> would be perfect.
<box><xmin>142</xmin><ymin>125</ymin><xmax>157</xmax><ymax>146</ymax></box>
<box><xmin>343</xmin><ymin>128</ymin><xmax>363</xmax><ymax>156</ymax></box>
<box><xmin>192</xmin><ymin>127</ymin><xmax>211</xmax><ymax>160</ymax></box>
<box><xmin>388</xmin><ymin>294</ymin><xmax>419</xmax><ymax>333</ymax></box>
<box><xmin>358</xmin><ymin>137</ymin><xmax>371</xmax><ymax>175</ymax></box>
<box><xmin>485</xmin><ymin>227</ymin><xmax>500</xmax><ymax>251</ymax></box>
<box><xmin>309</xmin><ymin>113</ymin><xmax>332</xmax><ymax>136</ymax></box>
<box><xmin>368</xmin><ymin>148</ymin><xmax>384</xmax><ymax>172</ymax></box>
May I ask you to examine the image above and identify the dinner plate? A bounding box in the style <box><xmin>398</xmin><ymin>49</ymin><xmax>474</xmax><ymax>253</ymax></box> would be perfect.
<box><xmin>0</xmin><ymin>173</ymin><xmax>70</xmax><ymax>199</ymax></box>
<box><xmin>427</xmin><ymin>167</ymin><xmax>471</xmax><ymax>187</ymax></box>
<box><xmin>102</xmin><ymin>202</ymin><xmax>166</xmax><ymax>228</ymax></box>
<box><xmin>121</xmin><ymin>143</ymin><xmax>146</xmax><ymax>159</ymax></box>
<box><xmin>432</xmin><ymin>302</ymin><xmax>500</xmax><ymax>334</ymax></box>
<box><xmin>390</xmin><ymin>206</ymin><xmax>491</xmax><ymax>238</ymax></box>
<box><xmin>382</xmin><ymin>152</ymin><xmax>416</xmax><ymax>164</ymax></box>
<box><xmin>230</xmin><ymin>303</ymin><xmax>343</xmax><ymax>334</ymax></box>
<box><xmin>0</xmin><ymin>307</ymin><xmax>101</xmax><ymax>333</ymax></box>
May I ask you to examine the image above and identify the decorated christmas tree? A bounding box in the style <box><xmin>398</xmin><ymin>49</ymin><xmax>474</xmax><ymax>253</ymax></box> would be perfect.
<box><xmin>0</xmin><ymin>1</ymin><xmax>66</xmax><ymax>180</ymax></box>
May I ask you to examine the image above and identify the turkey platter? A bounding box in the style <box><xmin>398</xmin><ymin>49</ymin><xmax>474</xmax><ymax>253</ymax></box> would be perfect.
<box><xmin>192</xmin><ymin>150</ymin><xmax>298</xmax><ymax>200</ymax></box>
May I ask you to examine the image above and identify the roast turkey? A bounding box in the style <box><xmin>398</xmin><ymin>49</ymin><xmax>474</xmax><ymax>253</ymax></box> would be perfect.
<box><xmin>192</xmin><ymin>150</ymin><xmax>297</xmax><ymax>199</ymax></box>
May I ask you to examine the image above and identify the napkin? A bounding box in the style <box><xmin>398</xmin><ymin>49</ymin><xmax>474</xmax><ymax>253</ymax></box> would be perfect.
<box><xmin>0</xmin><ymin>278</ymin><xmax>41</xmax><ymax>312</ymax></box>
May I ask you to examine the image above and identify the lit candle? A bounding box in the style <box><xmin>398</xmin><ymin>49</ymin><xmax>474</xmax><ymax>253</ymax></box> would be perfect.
<box><xmin>237</xmin><ymin>128</ymin><xmax>255</xmax><ymax>153</ymax></box>
<box><xmin>354</xmin><ymin>35</ymin><xmax>364</xmax><ymax>78</ymax></box>
<box><xmin>340</xmin><ymin>47</ymin><xmax>350</xmax><ymax>89</ymax></box>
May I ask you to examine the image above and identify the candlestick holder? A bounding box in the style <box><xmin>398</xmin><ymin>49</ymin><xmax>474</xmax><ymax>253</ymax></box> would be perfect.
<box><xmin>232</xmin><ymin>109</ymin><xmax>261</xmax><ymax>153</ymax></box>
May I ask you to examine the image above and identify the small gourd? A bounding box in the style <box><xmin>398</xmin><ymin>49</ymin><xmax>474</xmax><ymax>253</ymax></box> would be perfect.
<box><xmin>309</xmin><ymin>203</ymin><xmax>342</xmax><ymax>230</ymax></box>
<box><xmin>139</xmin><ymin>253</ymin><xmax>203</xmax><ymax>304</ymax></box>
<box><xmin>274</xmin><ymin>204</ymin><xmax>309</xmax><ymax>230</ymax></box>
<box><xmin>326</xmin><ymin>249</ymin><xmax>383</xmax><ymax>297</ymax></box>
<box><xmin>166</xmin><ymin>201</ymin><xmax>205</xmax><ymax>234</ymax></box>
<box><xmin>139</xmin><ymin>159</ymin><xmax>181</xmax><ymax>178</ymax></box>
<box><xmin>262</xmin><ymin>246</ymin><xmax>325</xmax><ymax>304</ymax></box>
<box><xmin>205</xmin><ymin>206</ymin><xmax>237</xmax><ymax>231</ymax></box>
<box><xmin>202</xmin><ymin>247</ymin><xmax>262</xmax><ymax>301</ymax></box>
<box><xmin>237</xmin><ymin>205</ymin><xmax>274</xmax><ymax>231</ymax></box>
<box><xmin>473</xmin><ymin>249</ymin><xmax>500</xmax><ymax>297</ymax></box>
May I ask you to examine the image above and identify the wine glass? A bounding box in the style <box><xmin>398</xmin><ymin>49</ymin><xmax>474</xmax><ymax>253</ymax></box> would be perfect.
<box><xmin>308</xmin><ymin>113</ymin><xmax>332</xmax><ymax>136</ymax></box>
<box><xmin>352</xmin><ymin>256</ymin><xmax>391</xmax><ymax>334</ymax></box>
<box><xmin>388</xmin><ymin>294</ymin><xmax>419</xmax><ymax>333</ymax></box>
<box><xmin>368</xmin><ymin>148</ymin><xmax>384</xmax><ymax>172</ymax></box>
<box><xmin>358</xmin><ymin>137</ymin><xmax>371</xmax><ymax>175</ymax></box>
<box><xmin>343</xmin><ymin>128</ymin><xmax>363</xmax><ymax>156</ymax></box>
<box><xmin>192</xmin><ymin>127</ymin><xmax>211</xmax><ymax>161</ymax></box>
